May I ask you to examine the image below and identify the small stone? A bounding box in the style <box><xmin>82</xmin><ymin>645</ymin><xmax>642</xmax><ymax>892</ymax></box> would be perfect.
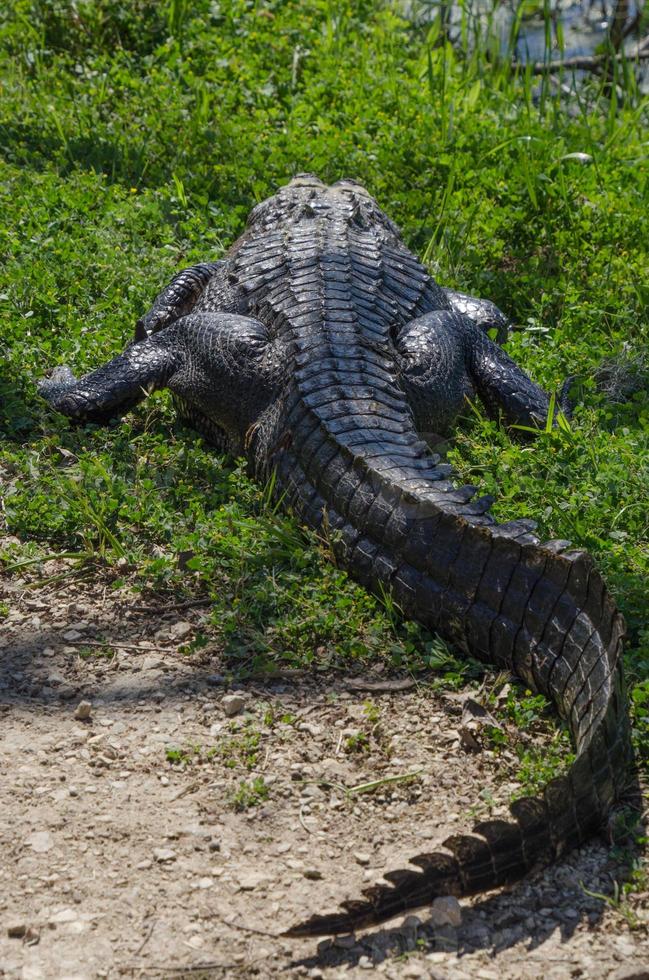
<box><xmin>63</xmin><ymin>629</ymin><xmax>83</xmax><ymax>641</ymax></box>
<box><xmin>48</xmin><ymin>908</ymin><xmax>78</xmax><ymax>924</ymax></box>
<box><xmin>74</xmin><ymin>700</ymin><xmax>92</xmax><ymax>721</ymax></box>
<box><xmin>354</xmin><ymin>851</ymin><xmax>371</xmax><ymax>865</ymax></box>
<box><xmin>25</xmin><ymin>830</ymin><xmax>53</xmax><ymax>853</ymax></box>
<box><xmin>358</xmin><ymin>956</ymin><xmax>373</xmax><ymax>969</ymax></box>
<box><xmin>7</xmin><ymin>922</ymin><xmax>27</xmax><ymax>938</ymax></box>
<box><xmin>298</xmin><ymin>722</ymin><xmax>322</xmax><ymax>736</ymax></box>
<box><xmin>612</xmin><ymin>966</ymin><xmax>649</xmax><ymax>980</ymax></box>
<box><xmin>222</xmin><ymin>694</ymin><xmax>245</xmax><ymax>717</ymax></box>
<box><xmin>153</xmin><ymin>848</ymin><xmax>176</xmax><ymax>862</ymax></box>
<box><xmin>403</xmin><ymin>965</ymin><xmax>427</xmax><ymax>979</ymax></box>
<box><xmin>430</xmin><ymin>895</ymin><xmax>462</xmax><ymax>927</ymax></box>
<box><xmin>136</xmin><ymin>859</ymin><xmax>152</xmax><ymax>870</ymax></box>
<box><xmin>303</xmin><ymin>869</ymin><xmax>323</xmax><ymax>880</ymax></box>
<box><xmin>238</xmin><ymin>871</ymin><xmax>267</xmax><ymax>891</ymax></box>
<box><xmin>170</xmin><ymin>621</ymin><xmax>192</xmax><ymax>640</ymax></box>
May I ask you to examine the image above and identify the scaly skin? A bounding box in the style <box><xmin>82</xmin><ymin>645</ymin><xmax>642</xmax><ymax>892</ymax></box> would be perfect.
<box><xmin>39</xmin><ymin>176</ymin><xmax>633</xmax><ymax>936</ymax></box>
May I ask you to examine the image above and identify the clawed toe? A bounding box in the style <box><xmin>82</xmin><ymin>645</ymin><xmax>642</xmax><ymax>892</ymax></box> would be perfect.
<box><xmin>38</xmin><ymin>365</ymin><xmax>77</xmax><ymax>397</ymax></box>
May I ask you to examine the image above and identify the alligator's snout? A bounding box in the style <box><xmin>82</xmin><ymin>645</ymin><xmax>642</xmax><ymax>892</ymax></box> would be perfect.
<box><xmin>287</xmin><ymin>173</ymin><xmax>325</xmax><ymax>188</ymax></box>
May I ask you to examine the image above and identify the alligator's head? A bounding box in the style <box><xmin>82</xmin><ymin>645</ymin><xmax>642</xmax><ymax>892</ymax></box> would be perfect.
<box><xmin>244</xmin><ymin>173</ymin><xmax>402</xmax><ymax>237</ymax></box>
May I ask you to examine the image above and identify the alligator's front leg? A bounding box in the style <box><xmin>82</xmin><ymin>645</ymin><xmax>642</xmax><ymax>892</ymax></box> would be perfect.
<box><xmin>135</xmin><ymin>261</ymin><xmax>223</xmax><ymax>340</ymax></box>
<box><xmin>38</xmin><ymin>334</ymin><xmax>181</xmax><ymax>423</ymax></box>
<box><xmin>397</xmin><ymin>310</ymin><xmax>565</xmax><ymax>432</ymax></box>
<box><xmin>39</xmin><ymin>313</ymin><xmax>279</xmax><ymax>448</ymax></box>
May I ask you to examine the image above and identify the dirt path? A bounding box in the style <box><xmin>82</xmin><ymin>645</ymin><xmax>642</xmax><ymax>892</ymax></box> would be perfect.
<box><xmin>1</xmin><ymin>566</ymin><xmax>647</xmax><ymax>979</ymax></box>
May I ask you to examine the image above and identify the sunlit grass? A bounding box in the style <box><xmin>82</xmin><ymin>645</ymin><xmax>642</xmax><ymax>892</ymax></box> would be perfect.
<box><xmin>0</xmin><ymin>0</ymin><xmax>647</xmax><ymax>766</ymax></box>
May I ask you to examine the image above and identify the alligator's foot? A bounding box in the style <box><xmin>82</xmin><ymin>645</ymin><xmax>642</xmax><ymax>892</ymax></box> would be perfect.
<box><xmin>38</xmin><ymin>364</ymin><xmax>78</xmax><ymax>400</ymax></box>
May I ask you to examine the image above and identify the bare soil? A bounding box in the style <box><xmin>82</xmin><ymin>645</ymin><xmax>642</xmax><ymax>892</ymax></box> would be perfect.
<box><xmin>1</xmin><ymin>563</ymin><xmax>648</xmax><ymax>979</ymax></box>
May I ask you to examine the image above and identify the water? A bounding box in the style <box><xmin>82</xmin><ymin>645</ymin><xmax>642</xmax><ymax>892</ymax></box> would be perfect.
<box><xmin>407</xmin><ymin>0</ymin><xmax>646</xmax><ymax>71</ymax></box>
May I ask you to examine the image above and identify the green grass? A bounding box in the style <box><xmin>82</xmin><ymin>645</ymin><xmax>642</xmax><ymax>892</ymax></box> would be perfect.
<box><xmin>0</xmin><ymin>1</ymin><xmax>648</xmax><ymax>771</ymax></box>
<box><xmin>230</xmin><ymin>776</ymin><xmax>270</xmax><ymax>811</ymax></box>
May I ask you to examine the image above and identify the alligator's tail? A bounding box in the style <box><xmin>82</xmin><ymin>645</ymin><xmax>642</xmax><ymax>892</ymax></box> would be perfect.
<box><xmin>272</xmin><ymin>440</ymin><xmax>633</xmax><ymax>937</ymax></box>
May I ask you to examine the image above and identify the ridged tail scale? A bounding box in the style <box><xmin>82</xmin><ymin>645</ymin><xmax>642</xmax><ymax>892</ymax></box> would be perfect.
<box><xmin>277</xmin><ymin>438</ymin><xmax>630</xmax><ymax>935</ymax></box>
<box><xmin>239</xmin><ymin>204</ymin><xmax>631</xmax><ymax>936</ymax></box>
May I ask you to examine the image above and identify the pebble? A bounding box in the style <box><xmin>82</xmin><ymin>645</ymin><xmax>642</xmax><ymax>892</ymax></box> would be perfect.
<box><xmin>153</xmin><ymin>848</ymin><xmax>176</xmax><ymax>863</ymax></box>
<box><xmin>25</xmin><ymin>830</ymin><xmax>53</xmax><ymax>853</ymax></box>
<box><xmin>48</xmin><ymin>908</ymin><xmax>78</xmax><ymax>924</ymax></box>
<box><xmin>7</xmin><ymin>922</ymin><xmax>27</xmax><ymax>938</ymax></box>
<box><xmin>430</xmin><ymin>895</ymin><xmax>462</xmax><ymax>927</ymax></box>
<box><xmin>298</xmin><ymin>722</ymin><xmax>322</xmax><ymax>736</ymax></box>
<box><xmin>238</xmin><ymin>871</ymin><xmax>267</xmax><ymax>891</ymax></box>
<box><xmin>74</xmin><ymin>700</ymin><xmax>92</xmax><ymax>721</ymax></box>
<box><xmin>222</xmin><ymin>694</ymin><xmax>246</xmax><ymax>717</ymax></box>
<box><xmin>402</xmin><ymin>965</ymin><xmax>428</xmax><ymax>979</ymax></box>
<box><xmin>612</xmin><ymin>967</ymin><xmax>649</xmax><ymax>980</ymax></box>
<box><xmin>170</xmin><ymin>621</ymin><xmax>192</xmax><ymax>640</ymax></box>
<box><xmin>354</xmin><ymin>851</ymin><xmax>371</xmax><ymax>865</ymax></box>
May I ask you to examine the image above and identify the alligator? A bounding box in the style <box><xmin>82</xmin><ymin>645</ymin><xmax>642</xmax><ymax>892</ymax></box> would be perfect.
<box><xmin>39</xmin><ymin>175</ymin><xmax>633</xmax><ymax>937</ymax></box>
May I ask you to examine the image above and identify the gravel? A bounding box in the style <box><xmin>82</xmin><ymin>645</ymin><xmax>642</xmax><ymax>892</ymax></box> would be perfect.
<box><xmin>1</xmin><ymin>569</ymin><xmax>647</xmax><ymax>977</ymax></box>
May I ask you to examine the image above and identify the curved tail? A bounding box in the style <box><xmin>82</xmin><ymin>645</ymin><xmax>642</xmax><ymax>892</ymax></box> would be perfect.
<box><xmin>274</xmin><ymin>427</ymin><xmax>633</xmax><ymax>937</ymax></box>
<box><xmin>286</xmin><ymin>663</ymin><xmax>630</xmax><ymax>936</ymax></box>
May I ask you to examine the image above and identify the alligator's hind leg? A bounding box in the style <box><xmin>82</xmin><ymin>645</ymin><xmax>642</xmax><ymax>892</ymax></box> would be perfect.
<box><xmin>442</xmin><ymin>287</ymin><xmax>510</xmax><ymax>344</ymax></box>
<box><xmin>397</xmin><ymin>310</ymin><xmax>562</xmax><ymax>432</ymax></box>
<box><xmin>464</xmin><ymin>318</ymin><xmax>567</xmax><ymax>427</ymax></box>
